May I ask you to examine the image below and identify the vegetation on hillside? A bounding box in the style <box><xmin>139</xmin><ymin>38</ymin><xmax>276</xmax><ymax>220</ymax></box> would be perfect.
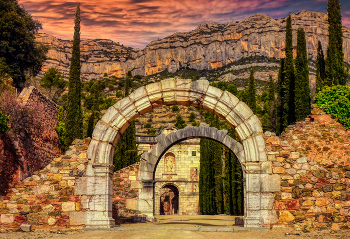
<box><xmin>315</xmin><ymin>85</ymin><xmax>350</xmax><ymax>129</ymax></box>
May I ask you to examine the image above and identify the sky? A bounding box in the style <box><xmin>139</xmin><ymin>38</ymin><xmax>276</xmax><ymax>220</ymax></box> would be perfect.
<box><xmin>19</xmin><ymin>0</ymin><xmax>350</xmax><ymax>49</ymax></box>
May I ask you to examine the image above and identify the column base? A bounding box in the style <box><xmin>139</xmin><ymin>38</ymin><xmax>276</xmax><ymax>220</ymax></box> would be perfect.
<box><xmin>244</xmin><ymin>217</ymin><xmax>263</xmax><ymax>227</ymax></box>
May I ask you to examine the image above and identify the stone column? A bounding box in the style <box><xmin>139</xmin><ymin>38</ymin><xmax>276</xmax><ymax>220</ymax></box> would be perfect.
<box><xmin>138</xmin><ymin>181</ymin><xmax>154</xmax><ymax>219</ymax></box>
<box><xmin>86</xmin><ymin>164</ymin><xmax>115</xmax><ymax>228</ymax></box>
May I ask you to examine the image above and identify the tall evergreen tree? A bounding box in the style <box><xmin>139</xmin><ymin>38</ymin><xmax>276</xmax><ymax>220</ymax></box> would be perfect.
<box><xmin>65</xmin><ymin>4</ymin><xmax>82</xmax><ymax>146</ymax></box>
<box><xmin>294</xmin><ymin>27</ymin><xmax>311</xmax><ymax>122</ymax></box>
<box><xmin>268</xmin><ymin>75</ymin><xmax>276</xmax><ymax>132</ymax></box>
<box><xmin>114</xmin><ymin>71</ymin><xmax>139</xmax><ymax>171</ymax></box>
<box><xmin>276</xmin><ymin>58</ymin><xmax>285</xmax><ymax>135</ymax></box>
<box><xmin>284</xmin><ymin>15</ymin><xmax>296</xmax><ymax>125</ymax></box>
<box><xmin>247</xmin><ymin>68</ymin><xmax>256</xmax><ymax>113</ymax></box>
<box><xmin>324</xmin><ymin>0</ymin><xmax>348</xmax><ymax>86</ymax></box>
<box><xmin>316</xmin><ymin>41</ymin><xmax>325</xmax><ymax>93</ymax></box>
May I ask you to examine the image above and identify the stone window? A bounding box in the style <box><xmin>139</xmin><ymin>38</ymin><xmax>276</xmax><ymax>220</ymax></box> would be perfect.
<box><xmin>192</xmin><ymin>151</ymin><xmax>196</xmax><ymax>156</ymax></box>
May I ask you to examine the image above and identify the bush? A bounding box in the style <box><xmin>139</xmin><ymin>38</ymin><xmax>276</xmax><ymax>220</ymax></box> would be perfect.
<box><xmin>315</xmin><ymin>85</ymin><xmax>350</xmax><ymax>129</ymax></box>
<box><xmin>189</xmin><ymin>112</ymin><xmax>196</xmax><ymax>122</ymax></box>
<box><xmin>0</xmin><ymin>111</ymin><xmax>9</xmax><ymax>132</ymax></box>
<box><xmin>116</xmin><ymin>91</ymin><xmax>123</xmax><ymax>98</ymax></box>
<box><xmin>144</xmin><ymin>122</ymin><xmax>152</xmax><ymax>128</ymax></box>
<box><xmin>172</xmin><ymin>105</ymin><xmax>179</xmax><ymax>112</ymax></box>
<box><xmin>148</xmin><ymin>128</ymin><xmax>156</xmax><ymax>135</ymax></box>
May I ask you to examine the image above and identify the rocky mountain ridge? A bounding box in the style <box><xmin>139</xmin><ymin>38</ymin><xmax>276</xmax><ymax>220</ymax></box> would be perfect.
<box><xmin>36</xmin><ymin>10</ymin><xmax>350</xmax><ymax>81</ymax></box>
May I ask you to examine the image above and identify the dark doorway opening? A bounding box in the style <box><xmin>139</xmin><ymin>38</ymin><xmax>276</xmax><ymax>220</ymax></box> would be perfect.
<box><xmin>160</xmin><ymin>184</ymin><xmax>179</xmax><ymax>215</ymax></box>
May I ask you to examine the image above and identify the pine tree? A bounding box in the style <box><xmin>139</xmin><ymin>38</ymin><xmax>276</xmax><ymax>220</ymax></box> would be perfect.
<box><xmin>324</xmin><ymin>0</ymin><xmax>348</xmax><ymax>86</ymax></box>
<box><xmin>247</xmin><ymin>68</ymin><xmax>256</xmax><ymax>113</ymax></box>
<box><xmin>294</xmin><ymin>27</ymin><xmax>310</xmax><ymax>122</ymax></box>
<box><xmin>316</xmin><ymin>41</ymin><xmax>325</xmax><ymax>93</ymax></box>
<box><xmin>284</xmin><ymin>15</ymin><xmax>296</xmax><ymax>125</ymax></box>
<box><xmin>65</xmin><ymin>4</ymin><xmax>82</xmax><ymax>146</ymax></box>
<box><xmin>276</xmin><ymin>58</ymin><xmax>285</xmax><ymax>135</ymax></box>
<box><xmin>268</xmin><ymin>75</ymin><xmax>276</xmax><ymax>132</ymax></box>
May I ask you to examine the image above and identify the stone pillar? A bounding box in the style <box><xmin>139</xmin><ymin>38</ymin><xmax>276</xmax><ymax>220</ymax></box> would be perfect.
<box><xmin>244</xmin><ymin>173</ymin><xmax>263</xmax><ymax>227</ymax></box>
<box><xmin>85</xmin><ymin>164</ymin><xmax>115</xmax><ymax>228</ymax></box>
<box><xmin>138</xmin><ymin>180</ymin><xmax>154</xmax><ymax>219</ymax></box>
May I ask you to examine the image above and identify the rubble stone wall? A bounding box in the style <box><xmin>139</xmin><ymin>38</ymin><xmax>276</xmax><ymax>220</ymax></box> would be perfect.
<box><xmin>269</xmin><ymin>108</ymin><xmax>350</xmax><ymax>231</ymax></box>
<box><xmin>0</xmin><ymin>140</ymin><xmax>89</xmax><ymax>232</ymax></box>
<box><xmin>112</xmin><ymin>163</ymin><xmax>140</xmax><ymax>220</ymax></box>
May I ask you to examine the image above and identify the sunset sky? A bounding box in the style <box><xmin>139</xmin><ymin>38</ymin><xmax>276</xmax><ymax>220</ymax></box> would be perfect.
<box><xmin>19</xmin><ymin>0</ymin><xmax>350</xmax><ymax>49</ymax></box>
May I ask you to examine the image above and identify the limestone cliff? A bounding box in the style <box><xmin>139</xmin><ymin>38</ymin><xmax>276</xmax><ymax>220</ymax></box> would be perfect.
<box><xmin>36</xmin><ymin>11</ymin><xmax>350</xmax><ymax>81</ymax></box>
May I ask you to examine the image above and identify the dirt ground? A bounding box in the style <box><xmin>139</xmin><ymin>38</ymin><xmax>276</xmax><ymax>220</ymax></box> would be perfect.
<box><xmin>1</xmin><ymin>216</ymin><xmax>349</xmax><ymax>239</ymax></box>
<box><xmin>0</xmin><ymin>228</ymin><xmax>350</xmax><ymax>239</ymax></box>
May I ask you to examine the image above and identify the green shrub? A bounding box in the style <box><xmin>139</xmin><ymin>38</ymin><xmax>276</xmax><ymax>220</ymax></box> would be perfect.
<box><xmin>0</xmin><ymin>111</ymin><xmax>10</xmax><ymax>132</ymax></box>
<box><xmin>144</xmin><ymin>122</ymin><xmax>152</xmax><ymax>128</ymax></box>
<box><xmin>172</xmin><ymin>105</ymin><xmax>179</xmax><ymax>112</ymax></box>
<box><xmin>315</xmin><ymin>85</ymin><xmax>350</xmax><ymax>129</ymax></box>
<box><xmin>149</xmin><ymin>128</ymin><xmax>156</xmax><ymax>135</ymax></box>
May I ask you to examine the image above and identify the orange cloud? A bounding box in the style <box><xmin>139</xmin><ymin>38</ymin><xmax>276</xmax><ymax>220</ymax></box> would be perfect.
<box><xmin>19</xmin><ymin>0</ymin><xmax>350</xmax><ymax>48</ymax></box>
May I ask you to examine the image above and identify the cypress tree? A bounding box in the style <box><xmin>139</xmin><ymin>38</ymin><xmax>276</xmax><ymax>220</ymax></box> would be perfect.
<box><xmin>113</xmin><ymin>71</ymin><xmax>139</xmax><ymax>171</ymax></box>
<box><xmin>65</xmin><ymin>4</ymin><xmax>82</xmax><ymax>146</ymax></box>
<box><xmin>284</xmin><ymin>14</ymin><xmax>296</xmax><ymax>125</ymax></box>
<box><xmin>294</xmin><ymin>27</ymin><xmax>310</xmax><ymax>122</ymax></box>
<box><xmin>247</xmin><ymin>68</ymin><xmax>256</xmax><ymax>113</ymax></box>
<box><xmin>268</xmin><ymin>75</ymin><xmax>276</xmax><ymax>132</ymax></box>
<box><xmin>276</xmin><ymin>58</ymin><xmax>285</xmax><ymax>135</ymax></box>
<box><xmin>324</xmin><ymin>0</ymin><xmax>348</xmax><ymax>86</ymax></box>
<box><xmin>316</xmin><ymin>41</ymin><xmax>325</xmax><ymax>93</ymax></box>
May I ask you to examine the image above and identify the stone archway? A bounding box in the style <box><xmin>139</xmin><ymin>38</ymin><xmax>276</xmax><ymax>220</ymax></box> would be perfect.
<box><xmin>84</xmin><ymin>78</ymin><xmax>280</xmax><ymax>228</ymax></box>
<box><xmin>138</xmin><ymin>125</ymin><xmax>279</xmax><ymax>227</ymax></box>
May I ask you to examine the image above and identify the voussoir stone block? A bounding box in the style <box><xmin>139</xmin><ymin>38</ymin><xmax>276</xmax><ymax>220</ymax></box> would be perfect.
<box><xmin>92</xmin><ymin>121</ymin><xmax>119</xmax><ymax>144</ymax></box>
<box><xmin>145</xmin><ymin>82</ymin><xmax>162</xmax><ymax>103</ymax></box>
<box><xmin>226</xmin><ymin>110</ymin><xmax>243</xmax><ymax>127</ymax></box>
<box><xmin>128</xmin><ymin>86</ymin><xmax>148</xmax><ymax>102</ymax></box>
<box><xmin>243</xmin><ymin>137</ymin><xmax>258</xmax><ymax>162</ymax></box>
<box><xmin>191</xmin><ymin>79</ymin><xmax>209</xmax><ymax>94</ymax></box>
<box><xmin>206</xmin><ymin>86</ymin><xmax>224</xmax><ymax>99</ymax></box>
<box><xmin>233</xmin><ymin>101</ymin><xmax>254</xmax><ymax>122</ymax></box>
<box><xmin>202</xmin><ymin>95</ymin><xmax>218</xmax><ymax>112</ymax></box>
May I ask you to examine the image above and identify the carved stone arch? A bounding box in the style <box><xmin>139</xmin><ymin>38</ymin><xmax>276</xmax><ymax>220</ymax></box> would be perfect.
<box><xmin>83</xmin><ymin>78</ymin><xmax>280</xmax><ymax>228</ymax></box>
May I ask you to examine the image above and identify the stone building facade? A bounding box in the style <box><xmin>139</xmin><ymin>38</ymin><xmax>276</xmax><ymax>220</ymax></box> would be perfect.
<box><xmin>137</xmin><ymin>125</ymin><xmax>201</xmax><ymax>215</ymax></box>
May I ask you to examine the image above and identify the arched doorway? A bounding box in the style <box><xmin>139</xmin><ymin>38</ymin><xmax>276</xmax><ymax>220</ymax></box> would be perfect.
<box><xmin>159</xmin><ymin>184</ymin><xmax>179</xmax><ymax>215</ymax></box>
<box><xmin>84</xmin><ymin>79</ymin><xmax>281</xmax><ymax>228</ymax></box>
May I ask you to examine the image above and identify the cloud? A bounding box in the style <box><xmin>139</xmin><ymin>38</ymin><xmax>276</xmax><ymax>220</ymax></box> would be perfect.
<box><xmin>18</xmin><ymin>0</ymin><xmax>350</xmax><ymax>48</ymax></box>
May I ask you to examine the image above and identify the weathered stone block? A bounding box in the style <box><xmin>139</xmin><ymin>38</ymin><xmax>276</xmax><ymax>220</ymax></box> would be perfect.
<box><xmin>233</xmin><ymin>101</ymin><xmax>254</xmax><ymax>122</ymax></box>
<box><xmin>20</xmin><ymin>224</ymin><xmax>31</xmax><ymax>232</ymax></box>
<box><xmin>48</xmin><ymin>217</ymin><xmax>56</xmax><ymax>226</ymax></box>
<box><xmin>0</xmin><ymin>214</ymin><xmax>14</xmax><ymax>224</ymax></box>
<box><xmin>261</xmin><ymin>174</ymin><xmax>281</xmax><ymax>192</ymax></box>
<box><xmin>62</xmin><ymin>202</ymin><xmax>76</xmax><ymax>211</ymax></box>
<box><xmin>202</xmin><ymin>96</ymin><xmax>218</xmax><ymax>112</ymax></box>
<box><xmin>279</xmin><ymin>210</ymin><xmax>295</xmax><ymax>222</ymax></box>
<box><xmin>247</xmin><ymin>192</ymin><xmax>261</xmax><ymax>210</ymax></box>
<box><xmin>247</xmin><ymin>174</ymin><xmax>261</xmax><ymax>192</ymax></box>
<box><xmin>261</xmin><ymin>193</ymin><xmax>274</xmax><ymax>210</ymax></box>
<box><xmin>261</xmin><ymin>210</ymin><xmax>278</xmax><ymax>224</ymax></box>
<box><xmin>70</xmin><ymin>211</ymin><xmax>86</xmax><ymax>225</ymax></box>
